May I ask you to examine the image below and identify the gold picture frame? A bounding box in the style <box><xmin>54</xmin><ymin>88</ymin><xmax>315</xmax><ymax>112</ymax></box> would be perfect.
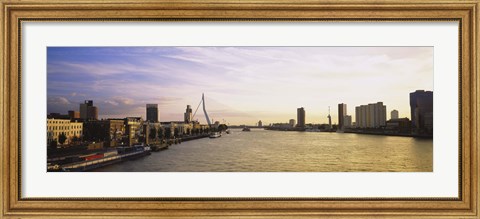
<box><xmin>1</xmin><ymin>0</ymin><xmax>478</xmax><ymax>218</ymax></box>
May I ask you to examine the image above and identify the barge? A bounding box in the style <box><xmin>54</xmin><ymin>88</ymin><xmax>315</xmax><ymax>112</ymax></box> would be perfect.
<box><xmin>49</xmin><ymin>145</ymin><xmax>151</xmax><ymax>172</ymax></box>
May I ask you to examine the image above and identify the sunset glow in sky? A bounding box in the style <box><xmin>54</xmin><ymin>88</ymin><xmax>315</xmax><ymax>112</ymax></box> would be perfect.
<box><xmin>47</xmin><ymin>47</ymin><xmax>433</xmax><ymax>125</ymax></box>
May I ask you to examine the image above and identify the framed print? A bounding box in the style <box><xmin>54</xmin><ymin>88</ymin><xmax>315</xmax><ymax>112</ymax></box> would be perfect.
<box><xmin>1</xmin><ymin>0</ymin><xmax>478</xmax><ymax>218</ymax></box>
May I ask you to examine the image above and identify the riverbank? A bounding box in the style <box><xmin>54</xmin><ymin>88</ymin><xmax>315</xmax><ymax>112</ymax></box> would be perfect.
<box><xmin>263</xmin><ymin>127</ymin><xmax>432</xmax><ymax>138</ymax></box>
<box><xmin>343</xmin><ymin>130</ymin><xmax>433</xmax><ymax>138</ymax></box>
<box><xmin>48</xmin><ymin>133</ymin><xmax>212</xmax><ymax>171</ymax></box>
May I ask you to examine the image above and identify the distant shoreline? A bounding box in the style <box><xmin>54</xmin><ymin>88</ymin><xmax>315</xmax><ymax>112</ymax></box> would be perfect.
<box><xmin>260</xmin><ymin>127</ymin><xmax>433</xmax><ymax>139</ymax></box>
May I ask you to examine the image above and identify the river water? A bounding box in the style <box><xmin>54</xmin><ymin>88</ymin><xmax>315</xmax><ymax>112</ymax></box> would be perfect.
<box><xmin>95</xmin><ymin>128</ymin><xmax>432</xmax><ymax>172</ymax></box>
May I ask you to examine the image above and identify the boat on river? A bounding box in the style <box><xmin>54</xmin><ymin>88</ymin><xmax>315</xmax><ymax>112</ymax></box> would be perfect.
<box><xmin>51</xmin><ymin>145</ymin><xmax>151</xmax><ymax>172</ymax></box>
<box><xmin>242</xmin><ymin>127</ymin><xmax>251</xmax><ymax>131</ymax></box>
<box><xmin>209</xmin><ymin>132</ymin><xmax>222</xmax><ymax>138</ymax></box>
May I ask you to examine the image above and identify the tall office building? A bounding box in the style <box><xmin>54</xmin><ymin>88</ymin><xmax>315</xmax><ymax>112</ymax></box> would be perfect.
<box><xmin>391</xmin><ymin>110</ymin><xmax>399</xmax><ymax>120</ymax></box>
<box><xmin>79</xmin><ymin>100</ymin><xmax>98</xmax><ymax>120</ymax></box>
<box><xmin>338</xmin><ymin>103</ymin><xmax>347</xmax><ymax>129</ymax></box>
<box><xmin>297</xmin><ymin>107</ymin><xmax>305</xmax><ymax>128</ymax></box>
<box><xmin>410</xmin><ymin>90</ymin><xmax>433</xmax><ymax>132</ymax></box>
<box><xmin>146</xmin><ymin>104</ymin><xmax>159</xmax><ymax>122</ymax></box>
<box><xmin>258</xmin><ymin>120</ymin><xmax>263</xmax><ymax>127</ymax></box>
<box><xmin>184</xmin><ymin>105</ymin><xmax>192</xmax><ymax>123</ymax></box>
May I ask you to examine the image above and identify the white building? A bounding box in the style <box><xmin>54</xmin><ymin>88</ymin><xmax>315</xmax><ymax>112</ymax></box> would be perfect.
<box><xmin>47</xmin><ymin>119</ymin><xmax>83</xmax><ymax>146</ymax></box>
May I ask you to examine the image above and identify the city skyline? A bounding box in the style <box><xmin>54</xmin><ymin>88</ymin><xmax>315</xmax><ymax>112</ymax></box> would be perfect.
<box><xmin>47</xmin><ymin>47</ymin><xmax>433</xmax><ymax>125</ymax></box>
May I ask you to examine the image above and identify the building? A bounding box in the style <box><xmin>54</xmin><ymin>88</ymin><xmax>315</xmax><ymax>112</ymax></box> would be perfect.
<box><xmin>258</xmin><ymin>120</ymin><xmax>263</xmax><ymax>127</ymax></box>
<box><xmin>82</xmin><ymin>119</ymin><xmax>126</xmax><ymax>147</ymax></box>
<box><xmin>143</xmin><ymin>122</ymin><xmax>164</xmax><ymax>145</ymax></box>
<box><xmin>338</xmin><ymin>103</ymin><xmax>347</xmax><ymax>129</ymax></box>
<box><xmin>327</xmin><ymin>106</ymin><xmax>332</xmax><ymax>129</ymax></box>
<box><xmin>289</xmin><ymin>119</ymin><xmax>296</xmax><ymax>127</ymax></box>
<box><xmin>125</xmin><ymin>117</ymin><xmax>144</xmax><ymax>146</ymax></box>
<box><xmin>297</xmin><ymin>107</ymin><xmax>305</xmax><ymax>128</ymax></box>
<box><xmin>80</xmin><ymin>100</ymin><xmax>98</xmax><ymax>120</ymax></box>
<box><xmin>47</xmin><ymin>119</ymin><xmax>83</xmax><ymax>146</ymax></box>
<box><xmin>68</xmin><ymin>110</ymin><xmax>80</xmax><ymax>119</ymax></box>
<box><xmin>391</xmin><ymin>110</ymin><xmax>399</xmax><ymax>120</ymax></box>
<box><xmin>146</xmin><ymin>104</ymin><xmax>159</xmax><ymax>122</ymax></box>
<box><xmin>184</xmin><ymin>105</ymin><xmax>193</xmax><ymax>123</ymax></box>
<box><xmin>410</xmin><ymin>90</ymin><xmax>433</xmax><ymax>133</ymax></box>
<box><xmin>385</xmin><ymin>118</ymin><xmax>412</xmax><ymax>134</ymax></box>
<box><xmin>355</xmin><ymin>102</ymin><xmax>387</xmax><ymax>128</ymax></box>
<box><xmin>343</xmin><ymin>115</ymin><xmax>352</xmax><ymax>128</ymax></box>
<box><xmin>47</xmin><ymin>113</ymin><xmax>69</xmax><ymax>119</ymax></box>
<box><xmin>160</xmin><ymin>121</ymin><xmax>194</xmax><ymax>138</ymax></box>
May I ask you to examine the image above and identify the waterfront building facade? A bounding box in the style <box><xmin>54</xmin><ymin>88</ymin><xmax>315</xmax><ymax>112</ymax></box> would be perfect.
<box><xmin>385</xmin><ymin>118</ymin><xmax>412</xmax><ymax>134</ymax></box>
<box><xmin>297</xmin><ymin>107</ymin><xmax>305</xmax><ymax>128</ymax></box>
<box><xmin>143</xmin><ymin>122</ymin><xmax>164</xmax><ymax>145</ymax></box>
<box><xmin>391</xmin><ymin>109</ymin><xmax>399</xmax><ymax>120</ymax></box>
<box><xmin>47</xmin><ymin>119</ymin><xmax>83</xmax><ymax>146</ymax></box>
<box><xmin>80</xmin><ymin>100</ymin><xmax>98</xmax><ymax>120</ymax></box>
<box><xmin>258</xmin><ymin>120</ymin><xmax>263</xmax><ymax>127</ymax></box>
<box><xmin>146</xmin><ymin>104</ymin><xmax>159</xmax><ymax>122</ymax></box>
<box><xmin>125</xmin><ymin>117</ymin><xmax>144</xmax><ymax>146</ymax></box>
<box><xmin>82</xmin><ymin>119</ymin><xmax>126</xmax><ymax>147</ymax></box>
<box><xmin>338</xmin><ymin>103</ymin><xmax>347</xmax><ymax>129</ymax></box>
<box><xmin>410</xmin><ymin>90</ymin><xmax>433</xmax><ymax>134</ymax></box>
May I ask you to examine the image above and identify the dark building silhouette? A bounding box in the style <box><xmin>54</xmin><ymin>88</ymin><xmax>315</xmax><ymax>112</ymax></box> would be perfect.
<box><xmin>410</xmin><ymin>90</ymin><xmax>433</xmax><ymax>134</ymax></box>
<box><xmin>338</xmin><ymin>103</ymin><xmax>347</xmax><ymax>129</ymax></box>
<box><xmin>68</xmin><ymin>110</ymin><xmax>80</xmax><ymax>119</ymax></box>
<box><xmin>146</xmin><ymin>104</ymin><xmax>159</xmax><ymax>122</ymax></box>
<box><xmin>80</xmin><ymin>100</ymin><xmax>98</xmax><ymax>120</ymax></box>
<box><xmin>82</xmin><ymin>119</ymin><xmax>125</xmax><ymax>147</ymax></box>
<box><xmin>297</xmin><ymin>107</ymin><xmax>305</xmax><ymax>128</ymax></box>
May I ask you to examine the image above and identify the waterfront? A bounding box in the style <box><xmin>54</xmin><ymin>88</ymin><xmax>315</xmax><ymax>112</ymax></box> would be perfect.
<box><xmin>95</xmin><ymin>129</ymin><xmax>432</xmax><ymax>172</ymax></box>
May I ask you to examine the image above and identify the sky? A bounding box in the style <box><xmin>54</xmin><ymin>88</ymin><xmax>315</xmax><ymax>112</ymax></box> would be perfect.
<box><xmin>47</xmin><ymin>47</ymin><xmax>433</xmax><ymax>126</ymax></box>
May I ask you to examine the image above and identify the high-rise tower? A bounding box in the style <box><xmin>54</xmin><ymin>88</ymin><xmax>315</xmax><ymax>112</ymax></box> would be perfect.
<box><xmin>146</xmin><ymin>104</ymin><xmax>159</xmax><ymax>122</ymax></box>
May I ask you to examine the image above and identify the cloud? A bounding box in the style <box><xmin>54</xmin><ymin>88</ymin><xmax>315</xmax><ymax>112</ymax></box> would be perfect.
<box><xmin>48</xmin><ymin>96</ymin><xmax>71</xmax><ymax>105</ymax></box>
<box><xmin>112</xmin><ymin>96</ymin><xmax>134</xmax><ymax>105</ymax></box>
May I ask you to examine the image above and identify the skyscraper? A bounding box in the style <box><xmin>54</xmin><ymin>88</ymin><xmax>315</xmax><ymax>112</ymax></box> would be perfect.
<box><xmin>146</xmin><ymin>104</ymin><xmax>159</xmax><ymax>122</ymax></box>
<box><xmin>391</xmin><ymin>110</ymin><xmax>399</xmax><ymax>120</ymax></box>
<box><xmin>338</xmin><ymin>103</ymin><xmax>347</xmax><ymax>129</ymax></box>
<box><xmin>297</xmin><ymin>107</ymin><xmax>305</xmax><ymax>128</ymax></box>
<box><xmin>79</xmin><ymin>100</ymin><xmax>98</xmax><ymax>120</ymax></box>
<box><xmin>184</xmin><ymin>105</ymin><xmax>192</xmax><ymax>123</ymax></box>
<box><xmin>410</xmin><ymin>90</ymin><xmax>433</xmax><ymax>132</ymax></box>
